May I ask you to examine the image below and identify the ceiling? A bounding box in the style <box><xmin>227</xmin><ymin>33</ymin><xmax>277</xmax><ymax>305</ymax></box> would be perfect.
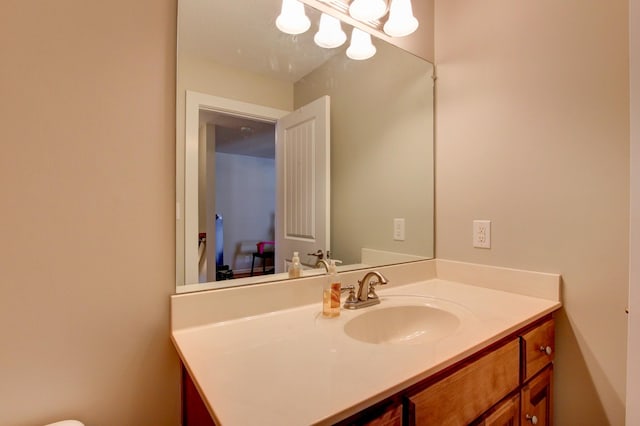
<box><xmin>178</xmin><ymin>0</ymin><xmax>343</xmax><ymax>83</ymax></box>
<box><xmin>199</xmin><ymin>110</ymin><xmax>276</xmax><ymax>159</ymax></box>
<box><xmin>180</xmin><ymin>0</ymin><xmax>371</xmax><ymax>158</ymax></box>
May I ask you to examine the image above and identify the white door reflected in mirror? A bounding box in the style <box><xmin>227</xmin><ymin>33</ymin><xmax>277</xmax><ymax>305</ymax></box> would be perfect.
<box><xmin>276</xmin><ymin>96</ymin><xmax>330</xmax><ymax>272</ymax></box>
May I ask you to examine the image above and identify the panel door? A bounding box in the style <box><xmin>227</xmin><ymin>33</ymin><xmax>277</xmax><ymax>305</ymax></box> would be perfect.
<box><xmin>275</xmin><ymin>96</ymin><xmax>330</xmax><ymax>272</ymax></box>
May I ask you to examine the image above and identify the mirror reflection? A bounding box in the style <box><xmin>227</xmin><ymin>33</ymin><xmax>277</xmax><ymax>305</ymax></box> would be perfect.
<box><xmin>176</xmin><ymin>0</ymin><xmax>434</xmax><ymax>291</ymax></box>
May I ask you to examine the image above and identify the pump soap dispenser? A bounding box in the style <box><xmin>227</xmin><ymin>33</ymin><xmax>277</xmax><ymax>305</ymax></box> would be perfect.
<box><xmin>288</xmin><ymin>251</ymin><xmax>302</xmax><ymax>278</ymax></box>
<box><xmin>322</xmin><ymin>260</ymin><xmax>341</xmax><ymax>318</ymax></box>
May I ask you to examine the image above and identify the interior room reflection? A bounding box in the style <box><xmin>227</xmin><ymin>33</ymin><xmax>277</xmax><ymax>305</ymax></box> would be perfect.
<box><xmin>177</xmin><ymin>0</ymin><xmax>435</xmax><ymax>290</ymax></box>
<box><xmin>197</xmin><ymin>111</ymin><xmax>276</xmax><ymax>283</ymax></box>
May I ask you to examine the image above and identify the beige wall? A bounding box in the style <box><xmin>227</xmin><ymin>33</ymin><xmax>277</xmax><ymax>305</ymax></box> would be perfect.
<box><xmin>1</xmin><ymin>1</ymin><xmax>632</xmax><ymax>425</ymax></box>
<box><xmin>627</xmin><ymin>0</ymin><xmax>640</xmax><ymax>422</ymax></box>
<box><xmin>0</xmin><ymin>1</ymin><xmax>180</xmax><ymax>425</ymax></box>
<box><xmin>294</xmin><ymin>42</ymin><xmax>434</xmax><ymax>265</ymax></box>
<box><xmin>434</xmin><ymin>1</ymin><xmax>629</xmax><ymax>425</ymax></box>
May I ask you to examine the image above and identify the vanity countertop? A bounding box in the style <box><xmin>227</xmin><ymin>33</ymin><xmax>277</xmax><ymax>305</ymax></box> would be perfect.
<box><xmin>171</xmin><ymin>261</ymin><xmax>561</xmax><ymax>425</ymax></box>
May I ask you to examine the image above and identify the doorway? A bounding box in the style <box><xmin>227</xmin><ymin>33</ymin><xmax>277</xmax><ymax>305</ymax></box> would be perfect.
<box><xmin>198</xmin><ymin>111</ymin><xmax>276</xmax><ymax>281</ymax></box>
<box><xmin>183</xmin><ymin>92</ymin><xmax>288</xmax><ymax>284</ymax></box>
<box><xmin>183</xmin><ymin>91</ymin><xmax>330</xmax><ymax>285</ymax></box>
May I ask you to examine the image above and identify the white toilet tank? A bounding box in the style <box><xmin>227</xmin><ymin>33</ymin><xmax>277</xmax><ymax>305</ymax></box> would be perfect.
<box><xmin>44</xmin><ymin>421</ymin><xmax>84</xmax><ymax>426</ymax></box>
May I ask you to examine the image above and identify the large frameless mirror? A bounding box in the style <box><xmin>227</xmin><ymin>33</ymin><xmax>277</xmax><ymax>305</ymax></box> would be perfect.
<box><xmin>176</xmin><ymin>0</ymin><xmax>434</xmax><ymax>292</ymax></box>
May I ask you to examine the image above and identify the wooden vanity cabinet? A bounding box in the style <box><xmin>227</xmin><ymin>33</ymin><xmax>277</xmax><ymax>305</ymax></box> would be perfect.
<box><xmin>475</xmin><ymin>393</ymin><xmax>521</xmax><ymax>426</ymax></box>
<box><xmin>340</xmin><ymin>315</ymin><xmax>556</xmax><ymax>426</ymax></box>
<box><xmin>519</xmin><ymin>317</ymin><xmax>555</xmax><ymax>426</ymax></box>
<box><xmin>521</xmin><ymin>365</ymin><xmax>553</xmax><ymax>426</ymax></box>
<box><xmin>406</xmin><ymin>339</ymin><xmax>520</xmax><ymax>425</ymax></box>
<box><xmin>336</xmin><ymin>399</ymin><xmax>404</xmax><ymax>426</ymax></box>
<box><xmin>361</xmin><ymin>404</ymin><xmax>403</xmax><ymax>426</ymax></box>
<box><xmin>182</xmin><ymin>366</ymin><xmax>216</xmax><ymax>426</ymax></box>
<box><xmin>521</xmin><ymin>318</ymin><xmax>555</xmax><ymax>381</ymax></box>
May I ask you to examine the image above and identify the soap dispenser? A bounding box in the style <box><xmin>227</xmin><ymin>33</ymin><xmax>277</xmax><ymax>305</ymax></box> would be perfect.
<box><xmin>322</xmin><ymin>260</ymin><xmax>341</xmax><ymax>318</ymax></box>
<box><xmin>288</xmin><ymin>251</ymin><xmax>302</xmax><ymax>278</ymax></box>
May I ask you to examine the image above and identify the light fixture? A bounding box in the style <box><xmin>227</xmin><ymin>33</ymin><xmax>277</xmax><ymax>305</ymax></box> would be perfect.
<box><xmin>383</xmin><ymin>0</ymin><xmax>419</xmax><ymax>37</ymax></box>
<box><xmin>313</xmin><ymin>13</ymin><xmax>347</xmax><ymax>48</ymax></box>
<box><xmin>346</xmin><ymin>28</ymin><xmax>376</xmax><ymax>60</ymax></box>
<box><xmin>275</xmin><ymin>0</ymin><xmax>311</xmax><ymax>35</ymax></box>
<box><xmin>348</xmin><ymin>0</ymin><xmax>388</xmax><ymax>22</ymax></box>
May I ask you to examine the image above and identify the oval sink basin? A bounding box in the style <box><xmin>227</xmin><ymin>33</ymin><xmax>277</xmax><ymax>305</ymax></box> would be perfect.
<box><xmin>344</xmin><ymin>305</ymin><xmax>461</xmax><ymax>345</ymax></box>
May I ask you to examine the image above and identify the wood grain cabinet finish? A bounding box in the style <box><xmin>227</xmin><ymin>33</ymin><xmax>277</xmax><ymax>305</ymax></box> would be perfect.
<box><xmin>351</xmin><ymin>316</ymin><xmax>556</xmax><ymax>426</ymax></box>
<box><xmin>521</xmin><ymin>318</ymin><xmax>555</xmax><ymax>381</ymax></box>
<box><xmin>407</xmin><ymin>339</ymin><xmax>520</xmax><ymax>425</ymax></box>
<box><xmin>521</xmin><ymin>366</ymin><xmax>553</xmax><ymax>426</ymax></box>
<box><xmin>475</xmin><ymin>393</ymin><xmax>521</xmax><ymax>426</ymax></box>
<box><xmin>358</xmin><ymin>403</ymin><xmax>403</xmax><ymax>426</ymax></box>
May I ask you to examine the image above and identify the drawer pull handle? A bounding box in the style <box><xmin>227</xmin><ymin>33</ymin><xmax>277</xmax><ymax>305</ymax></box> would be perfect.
<box><xmin>526</xmin><ymin>414</ymin><xmax>539</xmax><ymax>424</ymax></box>
<box><xmin>539</xmin><ymin>345</ymin><xmax>552</xmax><ymax>356</ymax></box>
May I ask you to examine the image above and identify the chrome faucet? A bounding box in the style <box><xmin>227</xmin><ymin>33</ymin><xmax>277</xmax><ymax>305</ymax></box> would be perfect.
<box><xmin>315</xmin><ymin>259</ymin><xmax>330</xmax><ymax>272</ymax></box>
<box><xmin>343</xmin><ymin>271</ymin><xmax>389</xmax><ymax>309</ymax></box>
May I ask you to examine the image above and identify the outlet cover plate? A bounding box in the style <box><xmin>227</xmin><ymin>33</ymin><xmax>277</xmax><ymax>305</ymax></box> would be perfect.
<box><xmin>393</xmin><ymin>218</ymin><xmax>405</xmax><ymax>241</ymax></box>
<box><xmin>473</xmin><ymin>220</ymin><xmax>491</xmax><ymax>249</ymax></box>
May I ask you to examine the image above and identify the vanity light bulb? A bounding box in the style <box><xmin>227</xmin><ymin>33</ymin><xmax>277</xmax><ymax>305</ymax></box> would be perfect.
<box><xmin>313</xmin><ymin>13</ymin><xmax>347</xmax><ymax>49</ymax></box>
<box><xmin>349</xmin><ymin>0</ymin><xmax>388</xmax><ymax>22</ymax></box>
<box><xmin>383</xmin><ymin>0</ymin><xmax>419</xmax><ymax>37</ymax></box>
<box><xmin>346</xmin><ymin>28</ymin><xmax>376</xmax><ymax>60</ymax></box>
<box><xmin>276</xmin><ymin>0</ymin><xmax>311</xmax><ymax>35</ymax></box>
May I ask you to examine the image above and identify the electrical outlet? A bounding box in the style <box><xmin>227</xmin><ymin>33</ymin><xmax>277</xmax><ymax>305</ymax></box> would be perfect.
<box><xmin>393</xmin><ymin>218</ymin><xmax>405</xmax><ymax>241</ymax></box>
<box><xmin>473</xmin><ymin>220</ymin><xmax>491</xmax><ymax>248</ymax></box>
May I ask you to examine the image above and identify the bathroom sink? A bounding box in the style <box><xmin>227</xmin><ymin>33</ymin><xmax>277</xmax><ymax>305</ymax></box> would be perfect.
<box><xmin>343</xmin><ymin>304</ymin><xmax>461</xmax><ymax>345</ymax></box>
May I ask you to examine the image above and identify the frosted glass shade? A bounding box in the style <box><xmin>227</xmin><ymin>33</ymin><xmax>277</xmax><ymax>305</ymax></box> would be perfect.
<box><xmin>383</xmin><ymin>0</ymin><xmax>419</xmax><ymax>37</ymax></box>
<box><xmin>314</xmin><ymin>13</ymin><xmax>347</xmax><ymax>48</ymax></box>
<box><xmin>276</xmin><ymin>0</ymin><xmax>311</xmax><ymax>35</ymax></box>
<box><xmin>346</xmin><ymin>28</ymin><xmax>376</xmax><ymax>60</ymax></box>
<box><xmin>349</xmin><ymin>0</ymin><xmax>388</xmax><ymax>22</ymax></box>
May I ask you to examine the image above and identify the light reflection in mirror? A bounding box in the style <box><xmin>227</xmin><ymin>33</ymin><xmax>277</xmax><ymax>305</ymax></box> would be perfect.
<box><xmin>176</xmin><ymin>0</ymin><xmax>434</xmax><ymax>292</ymax></box>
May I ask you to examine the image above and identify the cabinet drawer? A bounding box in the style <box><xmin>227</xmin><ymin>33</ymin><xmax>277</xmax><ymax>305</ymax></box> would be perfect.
<box><xmin>408</xmin><ymin>339</ymin><xmax>520</xmax><ymax>425</ymax></box>
<box><xmin>521</xmin><ymin>318</ymin><xmax>555</xmax><ymax>381</ymax></box>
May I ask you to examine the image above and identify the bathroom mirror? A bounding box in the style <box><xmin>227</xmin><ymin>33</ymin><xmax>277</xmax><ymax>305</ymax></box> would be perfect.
<box><xmin>176</xmin><ymin>0</ymin><xmax>434</xmax><ymax>292</ymax></box>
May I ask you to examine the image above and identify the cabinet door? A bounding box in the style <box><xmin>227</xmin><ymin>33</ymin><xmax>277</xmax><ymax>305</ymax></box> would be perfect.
<box><xmin>521</xmin><ymin>365</ymin><xmax>553</xmax><ymax>426</ymax></box>
<box><xmin>407</xmin><ymin>339</ymin><xmax>520</xmax><ymax>425</ymax></box>
<box><xmin>478</xmin><ymin>394</ymin><xmax>520</xmax><ymax>426</ymax></box>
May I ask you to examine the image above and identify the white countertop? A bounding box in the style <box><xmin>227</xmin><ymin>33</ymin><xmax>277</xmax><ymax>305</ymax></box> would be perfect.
<box><xmin>172</xmin><ymin>262</ymin><xmax>561</xmax><ymax>425</ymax></box>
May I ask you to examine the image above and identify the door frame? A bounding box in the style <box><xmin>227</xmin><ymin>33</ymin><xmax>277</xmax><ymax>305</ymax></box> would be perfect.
<box><xmin>183</xmin><ymin>91</ymin><xmax>288</xmax><ymax>285</ymax></box>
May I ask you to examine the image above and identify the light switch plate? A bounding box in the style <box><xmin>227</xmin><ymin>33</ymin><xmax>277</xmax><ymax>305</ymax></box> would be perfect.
<box><xmin>393</xmin><ymin>218</ymin><xmax>405</xmax><ymax>241</ymax></box>
<box><xmin>473</xmin><ymin>220</ymin><xmax>491</xmax><ymax>248</ymax></box>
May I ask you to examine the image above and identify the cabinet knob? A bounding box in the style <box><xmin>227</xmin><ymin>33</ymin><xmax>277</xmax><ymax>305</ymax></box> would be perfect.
<box><xmin>539</xmin><ymin>345</ymin><xmax>552</xmax><ymax>356</ymax></box>
<box><xmin>525</xmin><ymin>414</ymin><xmax>539</xmax><ymax>424</ymax></box>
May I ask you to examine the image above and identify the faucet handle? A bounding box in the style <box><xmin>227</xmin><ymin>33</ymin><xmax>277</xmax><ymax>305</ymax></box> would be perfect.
<box><xmin>367</xmin><ymin>279</ymin><xmax>387</xmax><ymax>299</ymax></box>
<box><xmin>307</xmin><ymin>249</ymin><xmax>325</xmax><ymax>259</ymax></box>
<box><xmin>367</xmin><ymin>285</ymin><xmax>379</xmax><ymax>300</ymax></box>
<box><xmin>342</xmin><ymin>285</ymin><xmax>358</xmax><ymax>305</ymax></box>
